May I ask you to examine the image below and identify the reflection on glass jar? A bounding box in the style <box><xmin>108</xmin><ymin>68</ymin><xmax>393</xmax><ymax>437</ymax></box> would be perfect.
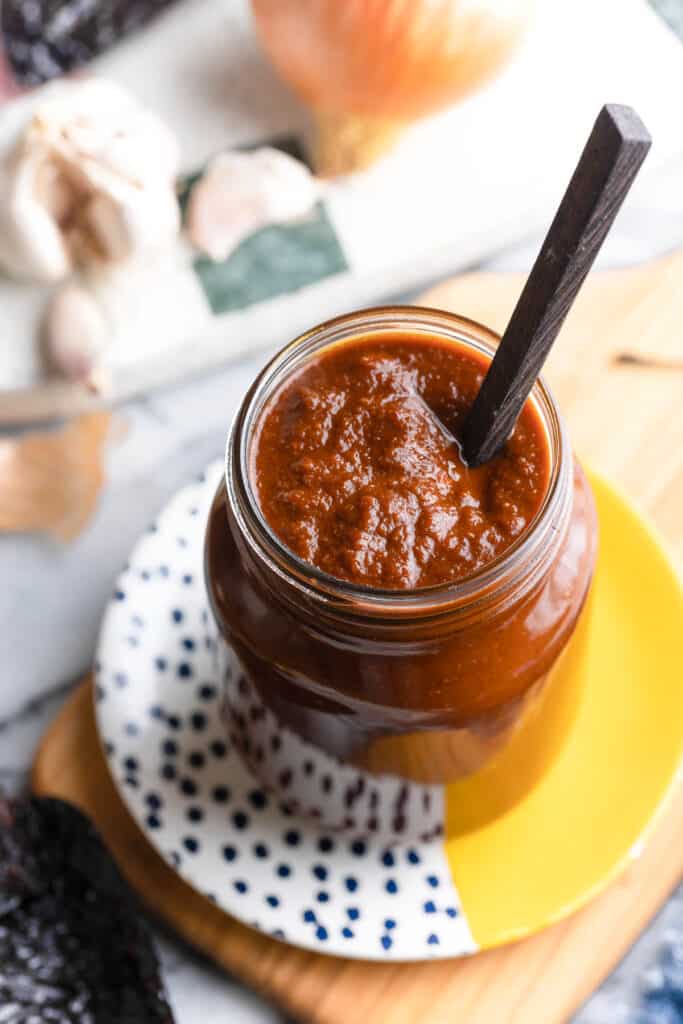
<box><xmin>205</xmin><ymin>308</ymin><xmax>598</xmax><ymax>842</ymax></box>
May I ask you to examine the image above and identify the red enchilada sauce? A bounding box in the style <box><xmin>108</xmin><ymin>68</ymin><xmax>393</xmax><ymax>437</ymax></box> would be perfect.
<box><xmin>205</xmin><ymin>315</ymin><xmax>597</xmax><ymax>830</ymax></box>
<box><xmin>252</xmin><ymin>333</ymin><xmax>550</xmax><ymax>587</ymax></box>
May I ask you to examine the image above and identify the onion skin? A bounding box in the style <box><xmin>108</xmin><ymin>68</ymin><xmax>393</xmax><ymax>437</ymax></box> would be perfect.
<box><xmin>251</xmin><ymin>0</ymin><xmax>534</xmax><ymax>175</ymax></box>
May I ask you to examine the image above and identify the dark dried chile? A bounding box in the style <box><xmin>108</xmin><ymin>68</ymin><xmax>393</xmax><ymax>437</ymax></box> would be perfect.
<box><xmin>0</xmin><ymin>795</ymin><xmax>175</xmax><ymax>1023</ymax></box>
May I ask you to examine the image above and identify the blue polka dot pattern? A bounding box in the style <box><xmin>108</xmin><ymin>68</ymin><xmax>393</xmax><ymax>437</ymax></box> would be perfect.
<box><xmin>95</xmin><ymin>461</ymin><xmax>473</xmax><ymax>961</ymax></box>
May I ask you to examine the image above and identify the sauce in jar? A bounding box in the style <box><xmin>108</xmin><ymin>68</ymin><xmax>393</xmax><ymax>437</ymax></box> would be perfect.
<box><xmin>252</xmin><ymin>333</ymin><xmax>550</xmax><ymax>589</ymax></box>
<box><xmin>205</xmin><ymin>308</ymin><xmax>597</xmax><ymax>840</ymax></box>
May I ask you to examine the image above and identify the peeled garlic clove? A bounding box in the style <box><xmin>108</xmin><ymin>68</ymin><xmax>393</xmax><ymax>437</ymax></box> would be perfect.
<box><xmin>186</xmin><ymin>147</ymin><xmax>320</xmax><ymax>262</ymax></box>
<box><xmin>43</xmin><ymin>282</ymin><xmax>111</xmax><ymax>392</ymax></box>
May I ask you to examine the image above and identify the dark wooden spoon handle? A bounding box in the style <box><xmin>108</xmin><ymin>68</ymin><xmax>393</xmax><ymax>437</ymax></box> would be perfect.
<box><xmin>462</xmin><ymin>104</ymin><xmax>651</xmax><ymax>467</ymax></box>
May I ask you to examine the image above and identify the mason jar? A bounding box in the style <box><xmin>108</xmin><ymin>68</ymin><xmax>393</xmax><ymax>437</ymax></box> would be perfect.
<box><xmin>205</xmin><ymin>307</ymin><xmax>598</xmax><ymax>842</ymax></box>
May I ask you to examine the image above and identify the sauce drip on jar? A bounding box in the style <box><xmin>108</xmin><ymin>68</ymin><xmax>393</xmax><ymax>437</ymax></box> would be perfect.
<box><xmin>251</xmin><ymin>331</ymin><xmax>551</xmax><ymax>589</ymax></box>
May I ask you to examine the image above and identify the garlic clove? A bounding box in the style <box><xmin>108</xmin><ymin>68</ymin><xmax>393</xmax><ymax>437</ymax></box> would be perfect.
<box><xmin>83</xmin><ymin>192</ymin><xmax>133</xmax><ymax>264</ymax></box>
<box><xmin>186</xmin><ymin>147</ymin><xmax>320</xmax><ymax>262</ymax></box>
<box><xmin>43</xmin><ymin>281</ymin><xmax>111</xmax><ymax>392</ymax></box>
<box><xmin>85</xmin><ymin>179</ymin><xmax>181</xmax><ymax>265</ymax></box>
<box><xmin>0</xmin><ymin>144</ymin><xmax>72</xmax><ymax>282</ymax></box>
<box><xmin>84</xmin><ymin>365</ymin><xmax>112</xmax><ymax>396</ymax></box>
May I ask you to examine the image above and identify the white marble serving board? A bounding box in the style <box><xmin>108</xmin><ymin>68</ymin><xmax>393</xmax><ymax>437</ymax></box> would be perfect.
<box><xmin>1</xmin><ymin>0</ymin><xmax>682</xmax><ymax>422</ymax></box>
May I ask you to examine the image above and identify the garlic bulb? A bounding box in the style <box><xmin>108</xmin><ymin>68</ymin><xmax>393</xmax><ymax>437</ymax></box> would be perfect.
<box><xmin>186</xmin><ymin>147</ymin><xmax>320</xmax><ymax>262</ymax></box>
<box><xmin>0</xmin><ymin>78</ymin><xmax>180</xmax><ymax>283</ymax></box>
<box><xmin>251</xmin><ymin>0</ymin><xmax>534</xmax><ymax>175</ymax></box>
<box><xmin>42</xmin><ymin>282</ymin><xmax>111</xmax><ymax>393</ymax></box>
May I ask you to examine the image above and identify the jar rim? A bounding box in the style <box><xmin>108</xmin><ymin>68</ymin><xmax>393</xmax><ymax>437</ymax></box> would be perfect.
<box><xmin>226</xmin><ymin>305</ymin><xmax>571</xmax><ymax>617</ymax></box>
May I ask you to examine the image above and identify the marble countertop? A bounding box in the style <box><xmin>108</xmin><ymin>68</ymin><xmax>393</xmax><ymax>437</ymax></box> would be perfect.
<box><xmin>1</xmin><ymin>156</ymin><xmax>682</xmax><ymax>1023</ymax></box>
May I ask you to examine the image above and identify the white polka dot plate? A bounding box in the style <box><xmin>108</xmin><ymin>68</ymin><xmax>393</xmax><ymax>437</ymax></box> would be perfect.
<box><xmin>95</xmin><ymin>461</ymin><xmax>475</xmax><ymax>961</ymax></box>
<box><xmin>95</xmin><ymin>461</ymin><xmax>683</xmax><ymax>961</ymax></box>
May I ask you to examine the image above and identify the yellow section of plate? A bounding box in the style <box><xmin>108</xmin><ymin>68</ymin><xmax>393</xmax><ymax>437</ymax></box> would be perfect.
<box><xmin>445</xmin><ymin>470</ymin><xmax>683</xmax><ymax>949</ymax></box>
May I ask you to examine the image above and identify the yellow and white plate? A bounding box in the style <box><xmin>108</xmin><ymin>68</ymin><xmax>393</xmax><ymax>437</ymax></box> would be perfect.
<box><xmin>94</xmin><ymin>461</ymin><xmax>683</xmax><ymax>960</ymax></box>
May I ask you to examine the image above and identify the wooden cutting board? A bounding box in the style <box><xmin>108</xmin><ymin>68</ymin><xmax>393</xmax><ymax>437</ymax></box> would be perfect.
<box><xmin>32</xmin><ymin>252</ymin><xmax>683</xmax><ymax>1024</ymax></box>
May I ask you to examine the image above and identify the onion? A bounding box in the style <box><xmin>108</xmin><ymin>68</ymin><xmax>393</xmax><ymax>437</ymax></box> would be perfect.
<box><xmin>251</xmin><ymin>0</ymin><xmax>534</xmax><ymax>176</ymax></box>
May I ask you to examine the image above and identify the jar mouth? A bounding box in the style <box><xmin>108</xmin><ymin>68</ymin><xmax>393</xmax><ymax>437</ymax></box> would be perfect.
<box><xmin>226</xmin><ymin>306</ymin><xmax>570</xmax><ymax>615</ymax></box>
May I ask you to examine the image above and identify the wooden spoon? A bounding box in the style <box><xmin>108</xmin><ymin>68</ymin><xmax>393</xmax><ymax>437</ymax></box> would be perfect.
<box><xmin>461</xmin><ymin>104</ymin><xmax>651</xmax><ymax>467</ymax></box>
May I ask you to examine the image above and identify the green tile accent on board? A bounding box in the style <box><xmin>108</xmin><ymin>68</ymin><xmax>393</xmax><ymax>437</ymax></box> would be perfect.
<box><xmin>193</xmin><ymin>200</ymin><xmax>348</xmax><ymax>316</ymax></box>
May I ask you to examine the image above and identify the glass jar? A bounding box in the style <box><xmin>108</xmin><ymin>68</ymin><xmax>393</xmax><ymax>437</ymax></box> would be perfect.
<box><xmin>205</xmin><ymin>307</ymin><xmax>598</xmax><ymax>842</ymax></box>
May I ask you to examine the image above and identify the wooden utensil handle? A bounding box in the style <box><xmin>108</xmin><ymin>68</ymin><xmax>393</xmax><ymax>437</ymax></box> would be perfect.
<box><xmin>463</xmin><ymin>104</ymin><xmax>651</xmax><ymax>466</ymax></box>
